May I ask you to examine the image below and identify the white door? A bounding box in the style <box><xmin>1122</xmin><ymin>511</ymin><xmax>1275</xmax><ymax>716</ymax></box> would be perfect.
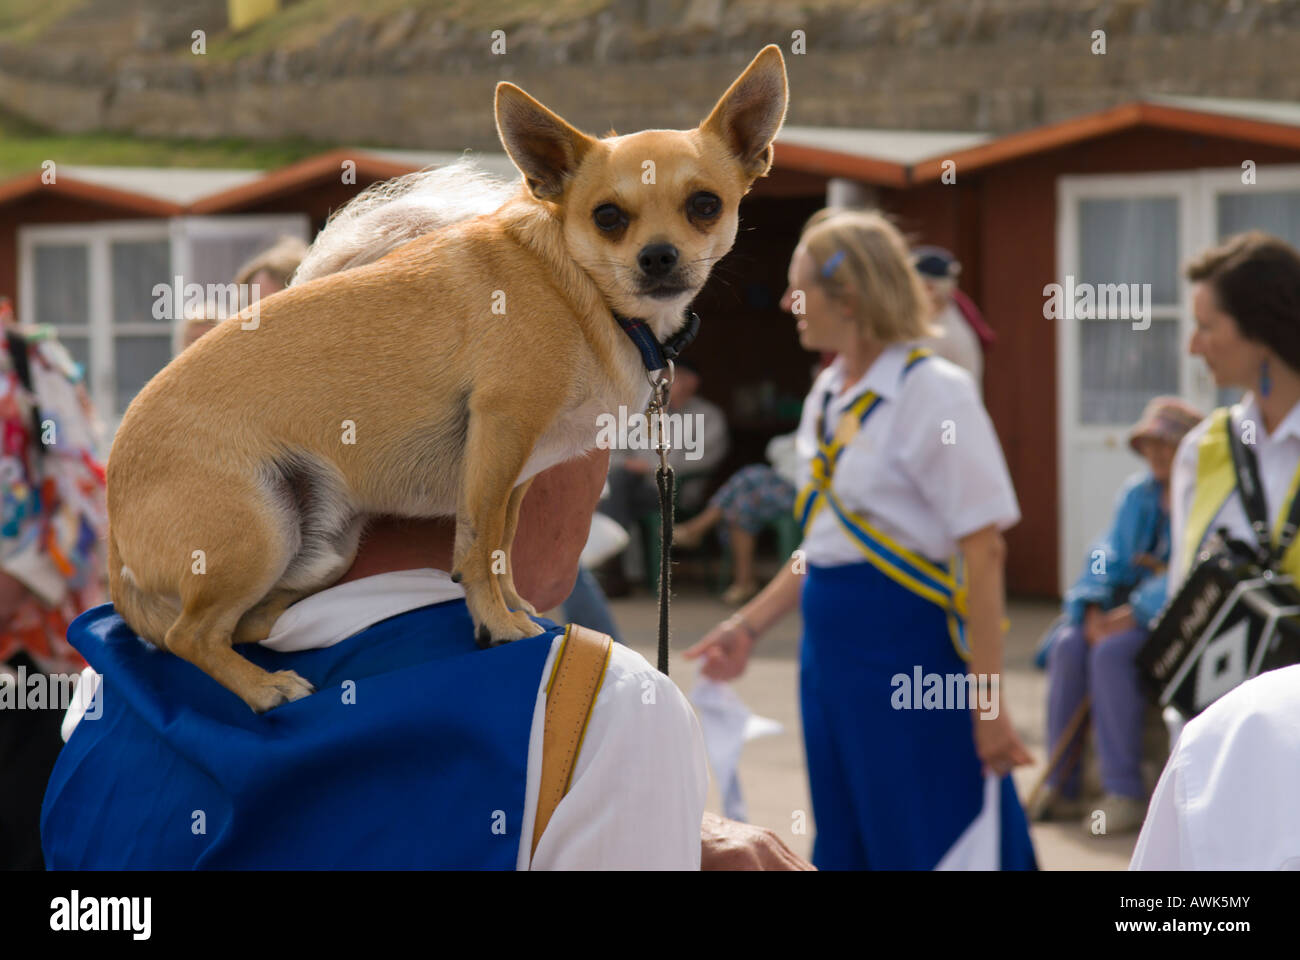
<box><xmin>19</xmin><ymin>215</ymin><xmax>310</xmax><ymax>438</ymax></box>
<box><xmin>19</xmin><ymin>220</ymin><xmax>175</xmax><ymax>441</ymax></box>
<box><xmin>170</xmin><ymin>214</ymin><xmax>310</xmax><ymax>292</ymax></box>
<box><xmin>1057</xmin><ymin>165</ymin><xmax>1300</xmax><ymax>593</ymax></box>
<box><xmin>1056</xmin><ymin>173</ymin><xmax>1209</xmax><ymax>593</ymax></box>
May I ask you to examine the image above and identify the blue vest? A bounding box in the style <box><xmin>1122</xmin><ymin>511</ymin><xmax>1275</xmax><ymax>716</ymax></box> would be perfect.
<box><xmin>41</xmin><ymin>600</ymin><xmax>562</xmax><ymax>869</ymax></box>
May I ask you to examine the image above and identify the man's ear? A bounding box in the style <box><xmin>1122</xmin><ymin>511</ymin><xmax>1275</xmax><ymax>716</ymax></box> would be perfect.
<box><xmin>700</xmin><ymin>44</ymin><xmax>789</xmax><ymax>184</ymax></box>
<box><xmin>496</xmin><ymin>83</ymin><xmax>597</xmax><ymax>202</ymax></box>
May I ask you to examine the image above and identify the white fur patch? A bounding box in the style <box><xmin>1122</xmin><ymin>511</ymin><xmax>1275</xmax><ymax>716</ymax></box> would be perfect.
<box><xmin>291</xmin><ymin>158</ymin><xmax>516</xmax><ymax>284</ymax></box>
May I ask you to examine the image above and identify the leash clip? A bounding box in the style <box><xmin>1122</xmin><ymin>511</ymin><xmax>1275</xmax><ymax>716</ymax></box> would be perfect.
<box><xmin>645</xmin><ymin>359</ymin><xmax>674</xmax><ymax>470</ymax></box>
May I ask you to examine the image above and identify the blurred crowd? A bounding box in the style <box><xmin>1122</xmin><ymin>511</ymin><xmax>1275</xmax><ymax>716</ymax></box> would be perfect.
<box><xmin>8</xmin><ymin>213</ymin><xmax>1300</xmax><ymax>872</ymax></box>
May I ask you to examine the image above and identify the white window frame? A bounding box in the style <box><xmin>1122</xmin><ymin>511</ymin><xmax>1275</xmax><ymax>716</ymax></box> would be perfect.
<box><xmin>1056</xmin><ymin>163</ymin><xmax>1300</xmax><ymax>590</ymax></box>
<box><xmin>19</xmin><ymin>219</ymin><xmax>171</xmax><ymax>431</ymax></box>
<box><xmin>168</xmin><ymin>214</ymin><xmax>310</xmax><ymax>286</ymax></box>
<box><xmin>18</xmin><ymin>214</ymin><xmax>310</xmax><ymax>434</ymax></box>
<box><xmin>1197</xmin><ymin>162</ymin><xmax>1300</xmax><ymax>244</ymax></box>
<box><xmin>1056</xmin><ymin>177</ymin><xmax>1201</xmax><ymax>430</ymax></box>
<box><xmin>1056</xmin><ymin>171</ymin><xmax>1200</xmax><ymax>595</ymax></box>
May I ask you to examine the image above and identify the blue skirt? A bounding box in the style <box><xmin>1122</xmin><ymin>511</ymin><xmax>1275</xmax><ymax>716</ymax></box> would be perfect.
<box><xmin>800</xmin><ymin>560</ymin><xmax>1037</xmax><ymax>870</ymax></box>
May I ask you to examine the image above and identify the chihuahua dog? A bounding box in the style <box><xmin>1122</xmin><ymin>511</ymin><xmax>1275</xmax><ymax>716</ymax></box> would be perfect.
<box><xmin>106</xmin><ymin>45</ymin><xmax>788</xmax><ymax>712</ymax></box>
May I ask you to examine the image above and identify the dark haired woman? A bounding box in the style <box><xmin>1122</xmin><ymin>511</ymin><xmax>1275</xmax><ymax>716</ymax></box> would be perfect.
<box><xmin>1169</xmin><ymin>232</ymin><xmax>1300</xmax><ymax>607</ymax></box>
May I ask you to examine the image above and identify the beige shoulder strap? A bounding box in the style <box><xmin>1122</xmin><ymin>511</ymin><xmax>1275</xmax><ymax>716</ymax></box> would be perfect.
<box><xmin>529</xmin><ymin>623</ymin><xmax>613</xmax><ymax>864</ymax></box>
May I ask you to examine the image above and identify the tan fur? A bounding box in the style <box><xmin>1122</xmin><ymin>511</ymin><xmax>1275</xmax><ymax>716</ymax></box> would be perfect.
<box><xmin>106</xmin><ymin>46</ymin><xmax>789</xmax><ymax>712</ymax></box>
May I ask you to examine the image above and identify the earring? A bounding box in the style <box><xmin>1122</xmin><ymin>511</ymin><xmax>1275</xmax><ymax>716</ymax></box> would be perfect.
<box><xmin>1261</xmin><ymin>358</ymin><xmax>1272</xmax><ymax>398</ymax></box>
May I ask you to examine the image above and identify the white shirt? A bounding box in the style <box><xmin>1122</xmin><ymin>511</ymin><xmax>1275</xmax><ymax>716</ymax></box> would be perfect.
<box><xmin>62</xmin><ymin>568</ymin><xmax>709</xmax><ymax>871</ymax></box>
<box><xmin>1168</xmin><ymin>393</ymin><xmax>1300</xmax><ymax>596</ymax></box>
<box><xmin>794</xmin><ymin>342</ymin><xmax>1020</xmax><ymax>566</ymax></box>
<box><xmin>919</xmin><ymin>301</ymin><xmax>984</xmax><ymax>388</ymax></box>
<box><xmin>1130</xmin><ymin>662</ymin><xmax>1300</xmax><ymax>870</ymax></box>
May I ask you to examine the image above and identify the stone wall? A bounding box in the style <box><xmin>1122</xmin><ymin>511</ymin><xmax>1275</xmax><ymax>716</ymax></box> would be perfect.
<box><xmin>3</xmin><ymin>0</ymin><xmax>1300</xmax><ymax>148</ymax></box>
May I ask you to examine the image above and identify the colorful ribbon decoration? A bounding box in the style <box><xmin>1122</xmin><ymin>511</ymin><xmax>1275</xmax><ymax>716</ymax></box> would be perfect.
<box><xmin>793</xmin><ymin>348</ymin><xmax>973</xmax><ymax>659</ymax></box>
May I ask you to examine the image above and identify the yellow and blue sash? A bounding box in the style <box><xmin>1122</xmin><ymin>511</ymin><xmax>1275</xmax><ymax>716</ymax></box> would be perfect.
<box><xmin>793</xmin><ymin>347</ymin><xmax>973</xmax><ymax>660</ymax></box>
<box><xmin>1183</xmin><ymin>405</ymin><xmax>1300</xmax><ymax>580</ymax></box>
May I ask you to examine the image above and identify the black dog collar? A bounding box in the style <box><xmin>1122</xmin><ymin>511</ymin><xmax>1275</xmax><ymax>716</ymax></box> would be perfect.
<box><xmin>611</xmin><ymin>307</ymin><xmax>701</xmax><ymax>373</ymax></box>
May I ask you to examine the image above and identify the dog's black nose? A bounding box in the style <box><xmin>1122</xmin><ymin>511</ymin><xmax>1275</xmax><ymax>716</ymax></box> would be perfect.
<box><xmin>638</xmin><ymin>243</ymin><xmax>679</xmax><ymax>278</ymax></box>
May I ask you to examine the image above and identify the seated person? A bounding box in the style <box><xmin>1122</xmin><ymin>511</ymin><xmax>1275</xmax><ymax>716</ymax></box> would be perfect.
<box><xmin>597</xmin><ymin>359</ymin><xmax>728</xmax><ymax>593</ymax></box>
<box><xmin>43</xmin><ymin>449</ymin><xmax>721</xmax><ymax>869</ymax></box>
<box><xmin>674</xmin><ymin>431</ymin><xmax>800</xmax><ymax>605</ymax></box>
<box><xmin>1036</xmin><ymin>397</ymin><xmax>1201</xmax><ymax>833</ymax></box>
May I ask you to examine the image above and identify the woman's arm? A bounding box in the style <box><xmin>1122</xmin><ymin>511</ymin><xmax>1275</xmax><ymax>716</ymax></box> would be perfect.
<box><xmin>737</xmin><ymin>559</ymin><xmax>803</xmax><ymax>635</ymax></box>
<box><xmin>962</xmin><ymin>524</ymin><xmax>1006</xmax><ymax>681</ymax></box>
<box><xmin>961</xmin><ymin>523</ymin><xmax>1033</xmax><ymax>776</ymax></box>
<box><xmin>683</xmin><ymin>556</ymin><xmax>803</xmax><ymax>680</ymax></box>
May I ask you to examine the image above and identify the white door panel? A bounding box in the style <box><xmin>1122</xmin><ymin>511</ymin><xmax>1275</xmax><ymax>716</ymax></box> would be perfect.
<box><xmin>1057</xmin><ymin>166</ymin><xmax>1300</xmax><ymax>594</ymax></box>
<box><xmin>1057</xmin><ymin>174</ymin><xmax>1202</xmax><ymax>593</ymax></box>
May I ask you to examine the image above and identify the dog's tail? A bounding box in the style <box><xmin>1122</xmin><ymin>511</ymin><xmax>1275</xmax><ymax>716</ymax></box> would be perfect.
<box><xmin>291</xmin><ymin>155</ymin><xmax>517</xmax><ymax>285</ymax></box>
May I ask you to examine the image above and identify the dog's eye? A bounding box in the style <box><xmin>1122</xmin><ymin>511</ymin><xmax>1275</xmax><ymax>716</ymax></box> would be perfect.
<box><xmin>593</xmin><ymin>204</ymin><xmax>626</xmax><ymax>231</ymax></box>
<box><xmin>689</xmin><ymin>192</ymin><xmax>721</xmax><ymax>218</ymax></box>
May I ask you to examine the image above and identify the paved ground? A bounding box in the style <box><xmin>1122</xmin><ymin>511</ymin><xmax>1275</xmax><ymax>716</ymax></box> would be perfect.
<box><xmin>548</xmin><ymin>579</ymin><xmax>1140</xmax><ymax>870</ymax></box>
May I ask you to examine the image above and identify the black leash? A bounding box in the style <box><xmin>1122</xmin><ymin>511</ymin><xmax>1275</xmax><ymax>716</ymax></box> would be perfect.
<box><xmin>611</xmin><ymin>307</ymin><xmax>700</xmax><ymax>677</ymax></box>
<box><xmin>1227</xmin><ymin>406</ymin><xmax>1300</xmax><ymax>567</ymax></box>
<box><xmin>647</xmin><ymin>370</ymin><xmax>675</xmax><ymax>676</ymax></box>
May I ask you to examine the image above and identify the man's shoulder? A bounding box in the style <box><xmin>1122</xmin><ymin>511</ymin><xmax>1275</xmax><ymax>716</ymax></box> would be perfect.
<box><xmin>603</xmin><ymin>640</ymin><xmax>670</xmax><ymax>686</ymax></box>
<box><xmin>600</xmin><ymin>642</ymin><xmax>691</xmax><ymax>710</ymax></box>
<box><xmin>1168</xmin><ymin>664</ymin><xmax>1300</xmax><ymax>868</ymax></box>
<box><xmin>1172</xmin><ymin>663</ymin><xmax>1300</xmax><ymax>810</ymax></box>
<box><xmin>1181</xmin><ymin>663</ymin><xmax>1300</xmax><ymax>754</ymax></box>
<box><xmin>558</xmin><ymin>637</ymin><xmax>698</xmax><ymax>742</ymax></box>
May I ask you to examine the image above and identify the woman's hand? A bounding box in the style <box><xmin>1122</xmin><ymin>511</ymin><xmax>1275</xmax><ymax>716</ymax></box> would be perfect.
<box><xmin>1082</xmin><ymin>604</ymin><xmax>1107</xmax><ymax>645</ymax></box>
<box><xmin>1086</xmin><ymin>604</ymin><xmax>1136</xmax><ymax>645</ymax></box>
<box><xmin>685</xmin><ymin>564</ymin><xmax>803</xmax><ymax>680</ymax></box>
<box><xmin>1100</xmin><ymin>604</ymin><xmax>1137</xmax><ymax>638</ymax></box>
<box><xmin>683</xmin><ymin>616</ymin><xmax>757</xmax><ymax>681</ymax></box>
<box><xmin>972</xmin><ymin>707</ymin><xmax>1034</xmax><ymax>777</ymax></box>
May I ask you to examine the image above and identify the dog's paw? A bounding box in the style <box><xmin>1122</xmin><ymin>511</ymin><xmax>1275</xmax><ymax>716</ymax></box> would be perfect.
<box><xmin>247</xmin><ymin>670</ymin><xmax>316</xmax><ymax>713</ymax></box>
<box><xmin>475</xmin><ymin>611</ymin><xmax>546</xmax><ymax>650</ymax></box>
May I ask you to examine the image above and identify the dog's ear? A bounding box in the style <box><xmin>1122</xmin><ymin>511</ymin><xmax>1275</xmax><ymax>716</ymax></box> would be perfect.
<box><xmin>700</xmin><ymin>44</ymin><xmax>789</xmax><ymax>184</ymax></box>
<box><xmin>496</xmin><ymin>83</ymin><xmax>596</xmax><ymax>202</ymax></box>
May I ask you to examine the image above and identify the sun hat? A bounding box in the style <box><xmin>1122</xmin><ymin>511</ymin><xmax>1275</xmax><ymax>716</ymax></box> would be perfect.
<box><xmin>1127</xmin><ymin>396</ymin><xmax>1204</xmax><ymax>454</ymax></box>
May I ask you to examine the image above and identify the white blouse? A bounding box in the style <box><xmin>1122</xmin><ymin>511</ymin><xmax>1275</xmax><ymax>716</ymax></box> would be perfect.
<box><xmin>1167</xmin><ymin>393</ymin><xmax>1300</xmax><ymax>596</ymax></box>
<box><xmin>794</xmin><ymin>342</ymin><xmax>1020</xmax><ymax>567</ymax></box>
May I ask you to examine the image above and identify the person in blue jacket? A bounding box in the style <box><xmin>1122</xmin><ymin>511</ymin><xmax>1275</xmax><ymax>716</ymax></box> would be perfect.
<box><xmin>1036</xmin><ymin>396</ymin><xmax>1202</xmax><ymax>833</ymax></box>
